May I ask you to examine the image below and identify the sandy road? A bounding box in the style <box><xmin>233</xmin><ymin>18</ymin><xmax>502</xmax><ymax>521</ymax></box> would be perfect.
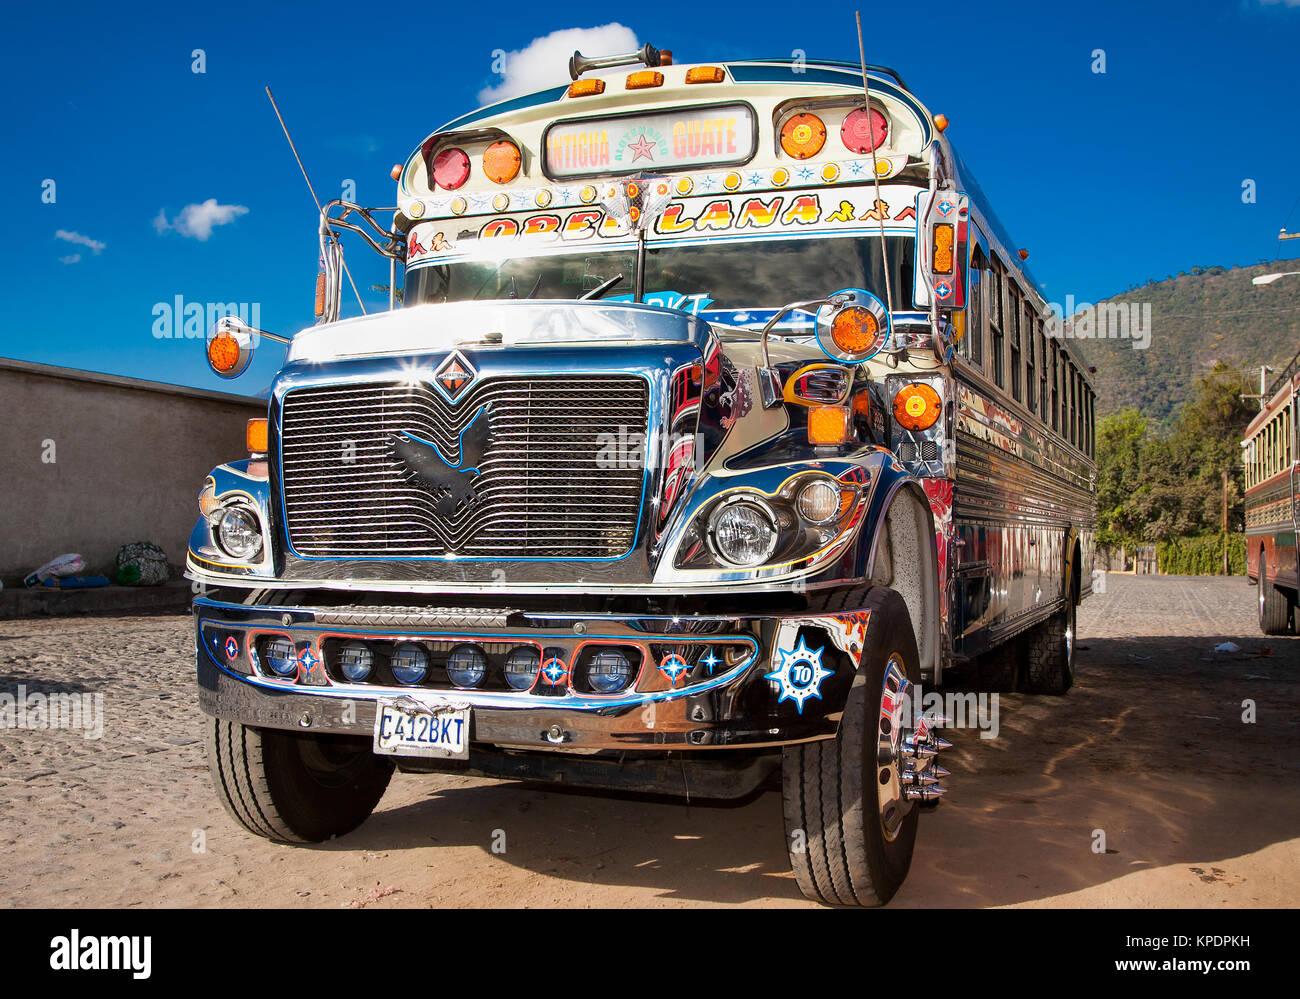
<box><xmin>0</xmin><ymin>573</ymin><xmax>1296</xmax><ymax>908</ymax></box>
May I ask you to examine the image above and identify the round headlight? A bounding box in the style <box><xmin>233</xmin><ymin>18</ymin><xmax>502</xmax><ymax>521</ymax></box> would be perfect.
<box><xmin>711</xmin><ymin>501</ymin><xmax>779</xmax><ymax>567</ymax></box>
<box><xmin>338</xmin><ymin>641</ymin><xmax>374</xmax><ymax>682</ymax></box>
<box><xmin>390</xmin><ymin>642</ymin><xmax>427</xmax><ymax>685</ymax></box>
<box><xmin>504</xmin><ymin>646</ymin><xmax>540</xmax><ymax>690</ymax></box>
<box><xmin>797</xmin><ymin>479</ymin><xmax>841</xmax><ymax>524</ymax></box>
<box><xmin>586</xmin><ymin>648</ymin><xmax>634</xmax><ymax>694</ymax></box>
<box><xmin>215</xmin><ymin>506</ymin><xmax>263</xmax><ymax>560</ymax></box>
<box><xmin>265</xmin><ymin>637</ymin><xmax>298</xmax><ymax>677</ymax></box>
<box><xmin>446</xmin><ymin>644</ymin><xmax>487</xmax><ymax>688</ymax></box>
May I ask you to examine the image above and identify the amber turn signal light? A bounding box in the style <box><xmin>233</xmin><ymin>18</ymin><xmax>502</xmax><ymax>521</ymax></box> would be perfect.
<box><xmin>830</xmin><ymin>306</ymin><xmax>879</xmax><ymax>355</ymax></box>
<box><xmin>483</xmin><ymin>140</ymin><xmax>521</xmax><ymax>184</ymax></box>
<box><xmin>207</xmin><ymin>333</ymin><xmax>241</xmax><ymax>373</ymax></box>
<box><xmin>246</xmin><ymin>418</ymin><xmax>268</xmax><ymax>454</ymax></box>
<box><xmin>808</xmin><ymin>405</ymin><xmax>852</xmax><ymax>445</ymax></box>
<box><xmin>893</xmin><ymin>383</ymin><xmax>942</xmax><ymax>432</ymax></box>
<box><xmin>780</xmin><ymin>113</ymin><xmax>826</xmax><ymax>159</ymax></box>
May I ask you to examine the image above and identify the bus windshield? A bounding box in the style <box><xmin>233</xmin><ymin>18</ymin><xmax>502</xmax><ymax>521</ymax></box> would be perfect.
<box><xmin>404</xmin><ymin>233</ymin><xmax>915</xmax><ymax>320</ymax></box>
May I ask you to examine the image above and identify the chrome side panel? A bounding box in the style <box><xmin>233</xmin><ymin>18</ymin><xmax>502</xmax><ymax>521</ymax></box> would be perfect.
<box><xmin>949</xmin><ymin>376</ymin><xmax>1096</xmax><ymax>658</ymax></box>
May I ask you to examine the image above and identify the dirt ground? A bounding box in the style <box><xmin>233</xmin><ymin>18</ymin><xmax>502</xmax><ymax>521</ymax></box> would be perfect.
<box><xmin>0</xmin><ymin>573</ymin><xmax>1296</xmax><ymax>908</ymax></box>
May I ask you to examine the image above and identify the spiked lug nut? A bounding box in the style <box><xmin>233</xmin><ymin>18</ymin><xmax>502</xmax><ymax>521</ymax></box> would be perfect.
<box><xmin>905</xmin><ymin>784</ymin><xmax>947</xmax><ymax>802</ymax></box>
<box><xmin>932</xmin><ymin>736</ymin><xmax>953</xmax><ymax>751</ymax></box>
<box><xmin>929</xmin><ymin>764</ymin><xmax>951</xmax><ymax>779</ymax></box>
<box><xmin>904</xmin><ymin>738</ymin><xmax>939</xmax><ymax>759</ymax></box>
<box><xmin>919</xmin><ymin>711</ymin><xmax>953</xmax><ymax>728</ymax></box>
<box><xmin>903</xmin><ymin>769</ymin><xmax>941</xmax><ymax>786</ymax></box>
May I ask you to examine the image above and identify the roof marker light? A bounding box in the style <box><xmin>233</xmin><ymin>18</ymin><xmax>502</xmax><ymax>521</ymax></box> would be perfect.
<box><xmin>626</xmin><ymin>70</ymin><xmax>664</xmax><ymax>89</ymax></box>
<box><xmin>685</xmin><ymin>66</ymin><xmax>724</xmax><ymax>84</ymax></box>
<box><xmin>567</xmin><ymin>78</ymin><xmax>606</xmax><ymax>97</ymax></box>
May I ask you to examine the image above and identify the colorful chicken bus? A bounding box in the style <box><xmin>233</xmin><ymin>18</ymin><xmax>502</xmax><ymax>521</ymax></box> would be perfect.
<box><xmin>190</xmin><ymin>45</ymin><xmax>1095</xmax><ymax>906</ymax></box>
<box><xmin>1244</xmin><ymin>361</ymin><xmax>1299</xmax><ymax>634</ymax></box>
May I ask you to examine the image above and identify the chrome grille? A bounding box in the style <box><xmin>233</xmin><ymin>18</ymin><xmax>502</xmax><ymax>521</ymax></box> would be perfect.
<box><xmin>280</xmin><ymin>376</ymin><xmax>649</xmax><ymax>559</ymax></box>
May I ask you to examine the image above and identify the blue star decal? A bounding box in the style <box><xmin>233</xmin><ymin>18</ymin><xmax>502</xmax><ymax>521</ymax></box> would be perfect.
<box><xmin>297</xmin><ymin>647</ymin><xmax>320</xmax><ymax>673</ymax></box>
<box><xmin>541</xmin><ymin>657</ymin><xmax>569</xmax><ymax>685</ymax></box>
<box><xmin>699</xmin><ymin>648</ymin><xmax>721</xmax><ymax>675</ymax></box>
<box><xmin>764</xmin><ymin>636</ymin><xmax>833</xmax><ymax>714</ymax></box>
<box><xmin>747</xmin><ymin>171</ymin><xmax>764</xmax><ymax>187</ymax></box>
<box><xmin>224</xmin><ymin>636</ymin><xmax>240</xmax><ymax>660</ymax></box>
<box><xmin>658</xmin><ymin>654</ymin><xmax>689</xmax><ymax>686</ymax></box>
<box><xmin>797</xmin><ymin>167</ymin><xmax>813</xmax><ymax>181</ymax></box>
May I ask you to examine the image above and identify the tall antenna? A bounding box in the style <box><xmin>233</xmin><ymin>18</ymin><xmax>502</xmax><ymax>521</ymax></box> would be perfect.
<box><xmin>857</xmin><ymin>11</ymin><xmax>894</xmax><ymax>321</ymax></box>
<box><xmin>265</xmin><ymin>86</ymin><xmax>367</xmax><ymax>316</ymax></box>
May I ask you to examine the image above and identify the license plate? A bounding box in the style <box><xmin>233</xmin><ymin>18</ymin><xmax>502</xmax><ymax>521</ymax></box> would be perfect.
<box><xmin>372</xmin><ymin>699</ymin><xmax>470</xmax><ymax>759</ymax></box>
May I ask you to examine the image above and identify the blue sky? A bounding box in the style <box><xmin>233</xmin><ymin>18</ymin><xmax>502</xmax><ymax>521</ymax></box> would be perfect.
<box><xmin>2</xmin><ymin>0</ymin><xmax>1297</xmax><ymax>394</ymax></box>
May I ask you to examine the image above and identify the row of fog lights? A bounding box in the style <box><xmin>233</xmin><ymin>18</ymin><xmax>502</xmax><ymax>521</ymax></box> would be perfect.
<box><xmin>260</xmin><ymin>638</ymin><xmax>638</xmax><ymax>694</ymax></box>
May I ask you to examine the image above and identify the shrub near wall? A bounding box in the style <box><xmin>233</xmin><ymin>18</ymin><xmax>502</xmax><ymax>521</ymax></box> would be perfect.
<box><xmin>1156</xmin><ymin>533</ymin><xmax>1247</xmax><ymax>576</ymax></box>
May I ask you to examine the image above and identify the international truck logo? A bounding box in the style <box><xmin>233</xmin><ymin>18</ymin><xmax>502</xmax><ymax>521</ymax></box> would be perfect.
<box><xmin>388</xmin><ymin>404</ymin><xmax>493</xmax><ymax>517</ymax></box>
<box><xmin>433</xmin><ymin>350</ymin><xmax>476</xmax><ymax>400</ymax></box>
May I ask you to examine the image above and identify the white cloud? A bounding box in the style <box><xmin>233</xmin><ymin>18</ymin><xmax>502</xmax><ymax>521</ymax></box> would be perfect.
<box><xmin>55</xmin><ymin>230</ymin><xmax>105</xmax><ymax>254</ymax></box>
<box><xmin>58</xmin><ymin>254</ymin><xmax>81</xmax><ymax>265</ymax></box>
<box><xmin>478</xmin><ymin>23</ymin><xmax>639</xmax><ymax>105</ymax></box>
<box><xmin>153</xmin><ymin>199</ymin><xmax>249</xmax><ymax>241</ymax></box>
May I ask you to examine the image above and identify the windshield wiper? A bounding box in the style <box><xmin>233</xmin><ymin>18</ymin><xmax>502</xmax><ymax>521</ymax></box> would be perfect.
<box><xmin>579</xmin><ymin>274</ymin><xmax>624</xmax><ymax>301</ymax></box>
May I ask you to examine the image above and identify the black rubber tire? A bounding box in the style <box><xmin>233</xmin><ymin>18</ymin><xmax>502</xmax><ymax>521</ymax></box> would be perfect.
<box><xmin>206</xmin><ymin>718</ymin><xmax>394</xmax><ymax>843</ymax></box>
<box><xmin>975</xmin><ymin>635</ymin><xmax>1021</xmax><ymax>692</ymax></box>
<box><xmin>1023</xmin><ymin>586</ymin><xmax>1076</xmax><ymax>696</ymax></box>
<box><xmin>781</xmin><ymin>586</ymin><xmax>921</xmax><ymax>907</ymax></box>
<box><xmin>1258</xmin><ymin>552</ymin><xmax>1291</xmax><ymax>636</ymax></box>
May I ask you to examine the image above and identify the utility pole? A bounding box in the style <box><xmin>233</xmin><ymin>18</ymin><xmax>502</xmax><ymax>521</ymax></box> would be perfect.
<box><xmin>1222</xmin><ymin>469</ymin><xmax>1229</xmax><ymax>575</ymax></box>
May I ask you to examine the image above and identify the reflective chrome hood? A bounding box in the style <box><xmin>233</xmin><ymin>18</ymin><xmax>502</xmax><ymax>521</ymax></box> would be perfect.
<box><xmin>287</xmin><ymin>299</ymin><xmax>710</xmax><ymax>366</ymax></box>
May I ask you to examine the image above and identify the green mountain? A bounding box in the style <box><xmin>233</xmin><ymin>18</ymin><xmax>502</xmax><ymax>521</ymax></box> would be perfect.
<box><xmin>1068</xmin><ymin>260</ymin><xmax>1300</xmax><ymax>428</ymax></box>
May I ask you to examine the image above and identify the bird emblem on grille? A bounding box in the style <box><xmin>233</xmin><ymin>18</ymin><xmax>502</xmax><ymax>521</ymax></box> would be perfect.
<box><xmin>389</xmin><ymin>404</ymin><xmax>492</xmax><ymax>516</ymax></box>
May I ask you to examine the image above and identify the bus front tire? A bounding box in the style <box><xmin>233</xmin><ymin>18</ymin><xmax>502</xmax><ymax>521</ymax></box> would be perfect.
<box><xmin>781</xmin><ymin>587</ymin><xmax>920</xmax><ymax>907</ymax></box>
<box><xmin>206</xmin><ymin>718</ymin><xmax>394</xmax><ymax>843</ymax></box>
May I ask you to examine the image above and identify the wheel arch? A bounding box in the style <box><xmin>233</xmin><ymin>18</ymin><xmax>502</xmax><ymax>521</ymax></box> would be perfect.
<box><xmin>862</xmin><ymin>473</ymin><xmax>942</xmax><ymax>685</ymax></box>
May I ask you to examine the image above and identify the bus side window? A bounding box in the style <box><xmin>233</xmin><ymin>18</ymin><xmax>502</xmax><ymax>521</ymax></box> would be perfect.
<box><xmin>1045</xmin><ymin>340</ymin><xmax>1055</xmax><ymax>431</ymax></box>
<box><xmin>1039</xmin><ymin>317</ymin><xmax>1049</xmax><ymax>426</ymax></box>
<box><xmin>989</xmin><ymin>257</ymin><xmax>1005</xmax><ymax>388</ymax></box>
<box><xmin>1008</xmin><ymin>282</ymin><xmax>1022</xmax><ymax>402</ymax></box>
<box><xmin>962</xmin><ymin>247</ymin><xmax>986</xmax><ymax>368</ymax></box>
<box><xmin>1024</xmin><ymin>301</ymin><xmax>1037</xmax><ymax>416</ymax></box>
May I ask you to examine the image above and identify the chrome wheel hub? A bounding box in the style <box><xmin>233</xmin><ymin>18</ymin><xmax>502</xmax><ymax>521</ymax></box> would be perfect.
<box><xmin>876</xmin><ymin>655</ymin><xmax>951</xmax><ymax>840</ymax></box>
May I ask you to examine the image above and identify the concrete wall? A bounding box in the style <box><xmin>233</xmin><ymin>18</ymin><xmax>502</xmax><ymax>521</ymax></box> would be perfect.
<box><xmin>0</xmin><ymin>358</ymin><xmax>265</xmax><ymax>582</ymax></box>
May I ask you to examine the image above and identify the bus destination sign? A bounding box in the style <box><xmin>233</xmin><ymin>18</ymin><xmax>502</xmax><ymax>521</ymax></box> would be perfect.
<box><xmin>544</xmin><ymin>103</ymin><xmax>756</xmax><ymax>180</ymax></box>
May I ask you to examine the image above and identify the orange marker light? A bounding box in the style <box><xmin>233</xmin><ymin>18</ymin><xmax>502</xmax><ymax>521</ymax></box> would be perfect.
<box><xmin>567</xmin><ymin>78</ymin><xmax>606</xmax><ymax>97</ymax></box>
<box><xmin>314</xmin><ymin>273</ymin><xmax>326</xmax><ymax>317</ymax></box>
<box><xmin>780</xmin><ymin>113</ymin><xmax>826</xmax><ymax>159</ymax></box>
<box><xmin>808</xmin><ymin>405</ymin><xmax>852</xmax><ymax>446</ymax></box>
<box><xmin>933</xmin><ymin>114</ymin><xmax>949</xmax><ymax>132</ymax></box>
<box><xmin>685</xmin><ymin>66</ymin><xmax>725</xmax><ymax>84</ymax></box>
<box><xmin>626</xmin><ymin>70</ymin><xmax>664</xmax><ymax>89</ymax></box>
<box><xmin>207</xmin><ymin>333</ymin><xmax>240</xmax><ymax>373</ymax></box>
<box><xmin>390</xmin><ymin>164</ymin><xmax>403</xmax><ymax>181</ymax></box>
<box><xmin>483</xmin><ymin>140</ymin><xmax>521</xmax><ymax>184</ymax></box>
<box><xmin>932</xmin><ymin>223</ymin><xmax>955</xmax><ymax>274</ymax></box>
<box><xmin>246</xmin><ymin>418</ymin><xmax>269</xmax><ymax>454</ymax></box>
<box><xmin>830</xmin><ymin>306</ymin><xmax>879</xmax><ymax>355</ymax></box>
<box><xmin>893</xmin><ymin>383</ymin><xmax>942</xmax><ymax>432</ymax></box>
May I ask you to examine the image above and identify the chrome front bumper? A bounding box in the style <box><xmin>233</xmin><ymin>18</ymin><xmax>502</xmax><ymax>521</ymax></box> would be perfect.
<box><xmin>193</xmin><ymin>595</ymin><xmax>877</xmax><ymax>752</ymax></box>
